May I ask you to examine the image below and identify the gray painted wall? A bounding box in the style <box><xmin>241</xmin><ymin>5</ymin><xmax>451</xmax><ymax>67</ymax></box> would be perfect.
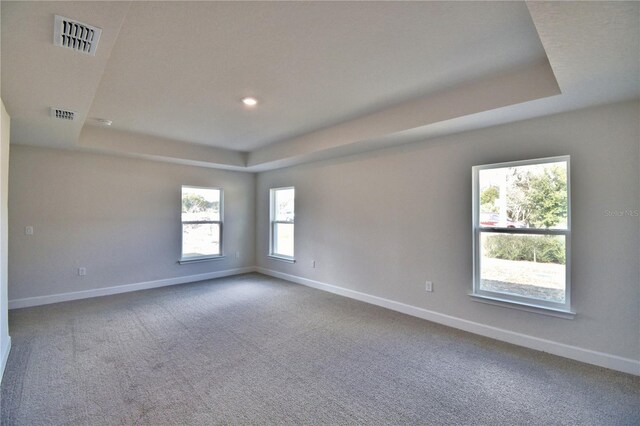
<box><xmin>1</xmin><ymin>99</ymin><xmax>10</xmax><ymax>380</ymax></box>
<box><xmin>8</xmin><ymin>146</ymin><xmax>255</xmax><ymax>301</ymax></box>
<box><xmin>256</xmin><ymin>101</ymin><xmax>640</xmax><ymax>361</ymax></box>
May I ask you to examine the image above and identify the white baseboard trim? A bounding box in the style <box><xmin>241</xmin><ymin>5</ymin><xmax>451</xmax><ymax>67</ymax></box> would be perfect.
<box><xmin>1</xmin><ymin>336</ymin><xmax>11</xmax><ymax>385</ymax></box>
<box><xmin>8</xmin><ymin>267</ymin><xmax>256</xmax><ymax>310</ymax></box>
<box><xmin>256</xmin><ymin>267</ymin><xmax>640</xmax><ymax>376</ymax></box>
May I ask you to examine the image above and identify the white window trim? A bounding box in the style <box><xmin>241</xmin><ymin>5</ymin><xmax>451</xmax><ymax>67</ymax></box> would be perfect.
<box><xmin>180</xmin><ymin>185</ymin><xmax>224</xmax><ymax>263</ymax></box>
<box><xmin>267</xmin><ymin>255</ymin><xmax>296</xmax><ymax>263</ymax></box>
<box><xmin>269</xmin><ymin>186</ymin><xmax>295</xmax><ymax>262</ymax></box>
<box><xmin>471</xmin><ymin>156</ymin><xmax>573</xmax><ymax>316</ymax></box>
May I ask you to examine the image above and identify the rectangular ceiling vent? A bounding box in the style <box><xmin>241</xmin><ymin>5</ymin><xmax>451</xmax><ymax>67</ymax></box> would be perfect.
<box><xmin>53</xmin><ymin>15</ymin><xmax>102</xmax><ymax>56</ymax></box>
<box><xmin>50</xmin><ymin>108</ymin><xmax>75</xmax><ymax>121</ymax></box>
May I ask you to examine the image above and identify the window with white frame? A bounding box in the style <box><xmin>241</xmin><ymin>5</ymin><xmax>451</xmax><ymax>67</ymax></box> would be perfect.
<box><xmin>181</xmin><ymin>186</ymin><xmax>222</xmax><ymax>261</ymax></box>
<box><xmin>269</xmin><ymin>187</ymin><xmax>295</xmax><ymax>260</ymax></box>
<box><xmin>472</xmin><ymin>156</ymin><xmax>571</xmax><ymax>314</ymax></box>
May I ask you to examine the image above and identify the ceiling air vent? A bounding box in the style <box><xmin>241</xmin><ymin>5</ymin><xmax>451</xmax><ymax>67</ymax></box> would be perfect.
<box><xmin>50</xmin><ymin>108</ymin><xmax>75</xmax><ymax>121</ymax></box>
<box><xmin>53</xmin><ymin>15</ymin><xmax>102</xmax><ymax>56</ymax></box>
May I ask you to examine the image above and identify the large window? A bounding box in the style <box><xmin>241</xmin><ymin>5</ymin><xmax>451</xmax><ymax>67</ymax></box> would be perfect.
<box><xmin>472</xmin><ymin>156</ymin><xmax>571</xmax><ymax>315</ymax></box>
<box><xmin>181</xmin><ymin>186</ymin><xmax>222</xmax><ymax>261</ymax></box>
<box><xmin>269</xmin><ymin>187</ymin><xmax>295</xmax><ymax>261</ymax></box>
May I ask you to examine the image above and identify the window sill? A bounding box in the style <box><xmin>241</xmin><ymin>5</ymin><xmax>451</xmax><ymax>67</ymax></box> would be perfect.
<box><xmin>268</xmin><ymin>255</ymin><xmax>296</xmax><ymax>264</ymax></box>
<box><xmin>179</xmin><ymin>255</ymin><xmax>225</xmax><ymax>264</ymax></box>
<box><xmin>469</xmin><ymin>293</ymin><xmax>576</xmax><ymax>319</ymax></box>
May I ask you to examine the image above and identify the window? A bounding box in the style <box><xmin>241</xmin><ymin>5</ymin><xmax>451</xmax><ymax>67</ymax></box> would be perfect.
<box><xmin>181</xmin><ymin>186</ymin><xmax>222</xmax><ymax>262</ymax></box>
<box><xmin>472</xmin><ymin>156</ymin><xmax>571</xmax><ymax>315</ymax></box>
<box><xmin>269</xmin><ymin>187</ymin><xmax>295</xmax><ymax>261</ymax></box>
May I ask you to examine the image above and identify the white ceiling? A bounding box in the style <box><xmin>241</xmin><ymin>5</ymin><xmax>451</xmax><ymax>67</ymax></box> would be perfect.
<box><xmin>1</xmin><ymin>1</ymin><xmax>638</xmax><ymax>172</ymax></box>
<box><xmin>88</xmin><ymin>1</ymin><xmax>546</xmax><ymax>151</ymax></box>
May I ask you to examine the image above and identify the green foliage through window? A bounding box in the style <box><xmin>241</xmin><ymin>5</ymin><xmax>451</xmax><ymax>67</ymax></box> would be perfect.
<box><xmin>480</xmin><ymin>186</ymin><xmax>500</xmax><ymax>213</ymax></box>
<box><xmin>182</xmin><ymin>193</ymin><xmax>218</xmax><ymax>214</ymax></box>
<box><xmin>506</xmin><ymin>164</ymin><xmax>567</xmax><ymax>228</ymax></box>
<box><xmin>484</xmin><ymin>234</ymin><xmax>565</xmax><ymax>264</ymax></box>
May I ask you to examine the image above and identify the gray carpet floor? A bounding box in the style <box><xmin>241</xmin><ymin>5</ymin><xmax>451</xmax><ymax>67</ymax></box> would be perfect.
<box><xmin>1</xmin><ymin>273</ymin><xmax>638</xmax><ymax>425</ymax></box>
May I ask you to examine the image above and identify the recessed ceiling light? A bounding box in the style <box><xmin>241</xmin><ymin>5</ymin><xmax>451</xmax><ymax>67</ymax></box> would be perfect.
<box><xmin>241</xmin><ymin>97</ymin><xmax>258</xmax><ymax>107</ymax></box>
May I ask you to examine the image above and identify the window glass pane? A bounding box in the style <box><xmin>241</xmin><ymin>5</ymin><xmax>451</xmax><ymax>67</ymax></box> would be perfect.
<box><xmin>182</xmin><ymin>223</ymin><xmax>220</xmax><ymax>257</ymax></box>
<box><xmin>182</xmin><ymin>187</ymin><xmax>220</xmax><ymax>222</ymax></box>
<box><xmin>479</xmin><ymin>161</ymin><xmax>568</xmax><ymax>229</ymax></box>
<box><xmin>274</xmin><ymin>188</ymin><xmax>295</xmax><ymax>222</ymax></box>
<box><xmin>479</xmin><ymin>232</ymin><xmax>566</xmax><ymax>303</ymax></box>
<box><xmin>274</xmin><ymin>223</ymin><xmax>294</xmax><ymax>257</ymax></box>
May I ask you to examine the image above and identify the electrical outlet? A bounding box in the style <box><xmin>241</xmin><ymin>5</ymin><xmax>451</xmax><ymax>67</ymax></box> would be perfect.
<box><xmin>25</xmin><ymin>226</ymin><xmax>34</xmax><ymax>235</ymax></box>
<box><xmin>425</xmin><ymin>281</ymin><xmax>433</xmax><ymax>292</ymax></box>
<box><xmin>78</xmin><ymin>267</ymin><xmax>87</xmax><ymax>276</ymax></box>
